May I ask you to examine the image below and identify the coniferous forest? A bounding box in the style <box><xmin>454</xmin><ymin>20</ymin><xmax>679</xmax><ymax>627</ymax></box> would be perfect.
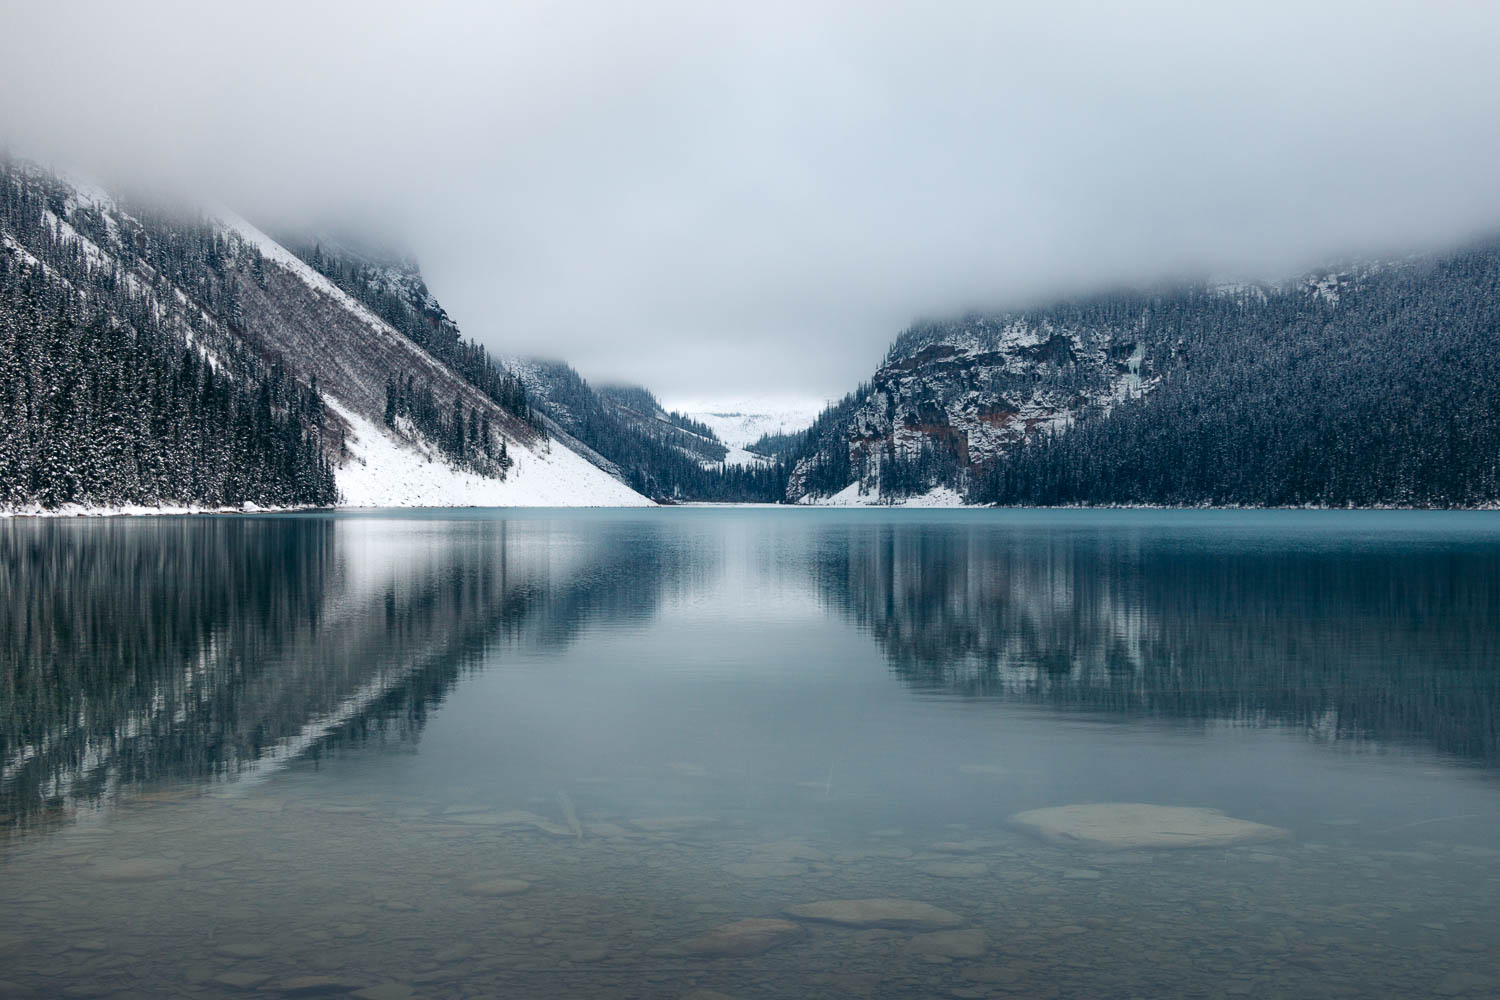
<box><xmin>763</xmin><ymin>241</ymin><xmax>1500</xmax><ymax>508</ymax></box>
<box><xmin>974</xmin><ymin>247</ymin><xmax>1500</xmax><ymax>507</ymax></box>
<box><xmin>513</xmin><ymin>358</ymin><xmax>792</xmax><ymax>502</ymax></box>
<box><xmin>0</xmin><ymin>168</ymin><xmax>337</xmax><ymax>511</ymax></box>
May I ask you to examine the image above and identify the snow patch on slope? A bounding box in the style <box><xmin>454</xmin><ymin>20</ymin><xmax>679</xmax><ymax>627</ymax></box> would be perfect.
<box><xmin>330</xmin><ymin>399</ymin><xmax>651</xmax><ymax>508</ymax></box>
<box><xmin>717</xmin><ymin>444</ymin><xmax>772</xmax><ymax>468</ymax></box>
<box><xmin>221</xmin><ymin>216</ymin><xmax>652</xmax><ymax>509</ymax></box>
<box><xmin>795</xmin><ymin>482</ymin><xmax>974</xmax><ymax>508</ymax></box>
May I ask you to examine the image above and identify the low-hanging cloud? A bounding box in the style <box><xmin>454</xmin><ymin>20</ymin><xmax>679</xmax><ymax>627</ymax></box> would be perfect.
<box><xmin>5</xmin><ymin>1</ymin><xmax>1499</xmax><ymax>399</ymax></box>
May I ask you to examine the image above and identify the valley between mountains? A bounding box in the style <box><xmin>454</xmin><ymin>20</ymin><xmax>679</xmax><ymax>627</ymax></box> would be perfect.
<box><xmin>4</xmin><ymin>157</ymin><xmax>1499</xmax><ymax>513</ymax></box>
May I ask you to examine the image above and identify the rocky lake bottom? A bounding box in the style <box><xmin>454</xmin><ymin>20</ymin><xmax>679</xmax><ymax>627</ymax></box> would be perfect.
<box><xmin>4</xmin><ymin>765</ymin><xmax>1499</xmax><ymax>999</ymax></box>
<box><xmin>3</xmin><ymin>508</ymin><xmax>1500</xmax><ymax>997</ymax></box>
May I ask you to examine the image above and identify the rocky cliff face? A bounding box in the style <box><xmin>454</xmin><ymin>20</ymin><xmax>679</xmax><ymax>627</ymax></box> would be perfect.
<box><xmin>785</xmin><ymin>248</ymin><xmax>1500</xmax><ymax>508</ymax></box>
<box><xmin>787</xmin><ymin>314</ymin><xmax>1147</xmax><ymax>502</ymax></box>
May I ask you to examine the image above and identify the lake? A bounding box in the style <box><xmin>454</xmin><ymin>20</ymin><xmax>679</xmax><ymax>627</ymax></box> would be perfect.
<box><xmin>2</xmin><ymin>508</ymin><xmax>1499</xmax><ymax>999</ymax></box>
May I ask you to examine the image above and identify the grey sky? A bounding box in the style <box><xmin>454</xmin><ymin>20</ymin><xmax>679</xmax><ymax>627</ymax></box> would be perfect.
<box><xmin>5</xmin><ymin>1</ymin><xmax>1500</xmax><ymax>400</ymax></box>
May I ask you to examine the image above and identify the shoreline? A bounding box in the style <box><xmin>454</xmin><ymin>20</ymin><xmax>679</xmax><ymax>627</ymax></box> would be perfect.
<box><xmin>6</xmin><ymin>501</ymin><xmax>1500</xmax><ymax>518</ymax></box>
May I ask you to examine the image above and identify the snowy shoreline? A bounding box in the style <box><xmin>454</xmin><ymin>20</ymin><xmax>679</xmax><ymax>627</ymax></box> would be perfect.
<box><xmin>6</xmin><ymin>499</ymin><xmax>1498</xmax><ymax>518</ymax></box>
<box><xmin>0</xmin><ymin>502</ymin><xmax>325</xmax><ymax>519</ymax></box>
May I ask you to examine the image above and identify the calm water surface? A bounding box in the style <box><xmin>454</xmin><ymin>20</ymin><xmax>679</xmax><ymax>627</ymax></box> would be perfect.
<box><xmin>2</xmin><ymin>508</ymin><xmax>1499</xmax><ymax>998</ymax></box>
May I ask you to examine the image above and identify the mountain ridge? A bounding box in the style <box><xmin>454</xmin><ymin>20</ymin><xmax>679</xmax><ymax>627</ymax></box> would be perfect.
<box><xmin>5</xmin><ymin>157</ymin><xmax>1498</xmax><ymax>512</ymax></box>
<box><xmin>778</xmin><ymin>242</ymin><xmax>1500</xmax><ymax>507</ymax></box>
<box><xmin>0</xmin><ymin>158</ymin><xmax>651</xmax><ymax>513</ymax></box>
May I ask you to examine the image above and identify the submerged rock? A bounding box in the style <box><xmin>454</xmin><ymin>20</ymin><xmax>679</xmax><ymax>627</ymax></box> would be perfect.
<box><xmin>1434</xmin><ymin>971</ymin><xmax>1498</xmax><ymax>997</ymax></box>
<box><xmin>833</xmin><ymin>846</ymin><xmax>914</xmax><ymax>862</ymax></box>
<box><xmin>916</xmin><ymin>861</ymin><xmax>988</xmax><ymax>878</ymax></box>
<box><xmin>351</xmin><ymin>986</ymin><xmax>415</xmax><ymax>1000</ymax></box>
<box><xmin>628</xmin><ymin>816</ymin><xmax>718</xmax><ymax>832</ymax></box>
<box><xmin>447</xmin><ymin>810</ymin><xmax>574</xmax><ymax>837</ymax></box>
<box><xmin>784</xmin><ymin>899</ymin><xmax>964</xmax><ymax>929</ymax></box>
<box><xmin>88</xmin><ymin>857</ymin><xmax>182</xmax><ymax>881</ymax></box>
<box><xmin>432</xmin><ymin>943</ymin><xmax>475</xmax><ymax>963</ymax></box>
<box><xmin>750</xmin><ymin>839</ymin><xmax>829</xmax><ymax>862</ymax></box>
<box><xmin>684</xmin><ymin>918</ymin><xmax>805</xmax><ymax>957</ymax></box>
<box><xmin>461</xmin><ymin>878</ymin><xmax>532</xmax><ymax>897</ymax></box>
<box><xmin>274</xmin><ymin>975</ymin><xmax>362</xmax><ymax>995</ymax></box>
<box><xmin>928</xmin><ymin>840</ymin><xmax>997</xmax><ymax>855</ymax></box>
<box><xmin>215</xmin><ymin>942</ymin><xmax>271</xmax><ymax>959</ymax></box>
<box><xmin>566</xmin><ymin>944</ymin><xmax>611</xmax><ymax>963</ymax></box>
<box><xmin>584</xmin><ymin>821</ymin><xmax>634</xmax><ymax>838</ymax></box>
<box><xmin>909</xmin><ymin>929</ymin><xmax>988</xmax><ymax>959</ymax></box>
<box><xmin>724</xmin><ymin>861</ymin><xmax>807</xmax><ymax>879</ymax></box>
<box><xmin>213</xmin><ymin>971</ymin><xmax>272</xmax><ymax>990</ymax></box>
<box><xmin>1008</xmin><ymin>803</ymin><xmax>1291</xmax><ymax>849</ymax></box>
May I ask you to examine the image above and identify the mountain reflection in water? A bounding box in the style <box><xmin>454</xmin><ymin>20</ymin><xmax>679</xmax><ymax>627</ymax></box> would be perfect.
<box><xmin>0</xmin><ymin>513</ymin><xmax>692</xmax><ymax>830</ymax></box>
<box><xmin>5</xmin><ymin>511</ymin><xmax>1500</xmax><ymax>835</ymax></box>
<box><xmin>815</xmin><ymin>516</ymin><xmax>1500</xmax><ymax>763</ymax></box>
<box><xmin>3</xmin><ymin>509</ymin><xmax>1500</xmax><ymax>1000</ymax></box>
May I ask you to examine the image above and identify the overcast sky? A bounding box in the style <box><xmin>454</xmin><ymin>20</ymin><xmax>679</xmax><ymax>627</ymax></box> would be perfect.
<box><xmin>5</xmin><ymin>1</ymin><xmax>1500</xmax><ymax>401</ymax></box>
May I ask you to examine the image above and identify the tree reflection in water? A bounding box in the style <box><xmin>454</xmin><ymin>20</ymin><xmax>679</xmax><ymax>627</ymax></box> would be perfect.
<box><xmin>0</xmin><ymin>513</ymin><xmax>687</xmax><ymax>831</ymax></box>
<box><xmin>814</xmin><ymin>519</ymin><xmax>1500</xmax><ymax>764</ymax></box>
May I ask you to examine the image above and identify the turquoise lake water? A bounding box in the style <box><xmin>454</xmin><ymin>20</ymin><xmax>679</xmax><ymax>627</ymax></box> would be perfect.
<box><xmin>2</xmin><ymin>508</ymin><xmax>1499</xmax><ymax>998</ymax></box>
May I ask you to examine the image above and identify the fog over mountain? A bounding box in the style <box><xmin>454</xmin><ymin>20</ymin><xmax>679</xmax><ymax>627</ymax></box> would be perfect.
<box><xmin>4</xmin><ymin>1</ymin><xmax>1500</xmax><ymax>399</ymax></box>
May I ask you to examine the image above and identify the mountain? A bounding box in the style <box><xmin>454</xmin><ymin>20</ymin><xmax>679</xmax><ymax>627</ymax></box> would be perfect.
<box><xmin>0</xmin><ymin>158</ymin><xmax>649</xmax><ymax>512</ymax></box>
<box><xmin>9</xmin><ymin>154</ymin><xmax>1494</xmax><ymax>513</ymax></box>
<box><xmin>777</xmin><ymin>306</ymin><xmax>1146</xmax><ymax>505</ymax></box>
<box><xmin>781</xmin><ymin>243</ymin><xmax>1500</xmax><ymax>508</ymax></box>
<box><xmin>505</xmin><ymin>357</ymin><xmax>786</xmax><ymax>502</ymax></box>
<box><xmin>660</xmin><ymin>395</ymin><xmax>824</xmax><ymax>466</ymax></box>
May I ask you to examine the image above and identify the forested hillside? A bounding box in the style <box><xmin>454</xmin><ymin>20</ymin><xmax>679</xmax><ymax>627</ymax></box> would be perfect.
<box><xmin>0</xmin><ymin>165</ymin><xmax>337</xmax><ymax>510</ymax></box>
<box><xmin>0</xmin><ymin>158</ymin><xmax>649</xmax><ymax>511</ymax></box>
<box><xmin>750</xmin><ymin>388</ymin><xmax>873</xmax><ymax>498</ymax></box>
<box><xmin>279</xmin><ymin>234</ymin><xmax>537</xmax><ymax>425</ymax></box>
<box><xmin>6</xmin><ymin>152</ymin><xmax>1495</xmax><ymax>512</ymax></box>
<box><xmin>788</xmin><ymin>242</ymin><xmax>1500</xmax><ymax>508</ymax></box>
<box><xmin>507</xmin><ymin>357</ymin><xmax>786</xmax><ymax>501</ymax></box>
<box><xmin>976</xmin><ymin>250</ymin><xmax>1500</xmax><ymax>506</ymax></box>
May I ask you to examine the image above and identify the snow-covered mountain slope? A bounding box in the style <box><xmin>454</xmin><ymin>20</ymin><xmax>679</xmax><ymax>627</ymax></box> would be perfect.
<box><xmin>330</xmin><ymin>401</ymin><xmax>647</xmax><ymax>508</ymax></box>
<box><xmin>220</xmin><ymin>216</ymin><xmax>651</xmax><ymax>507</ymax></box>
<box><xmin>0</xmin><ymin>159</ymin><xmax>651</xmax><ymax>510</ymax></box>
<box><xmin>662</xmin><ymin>396</ymin><xmax>824</xmax><ymax>459</ymax></box>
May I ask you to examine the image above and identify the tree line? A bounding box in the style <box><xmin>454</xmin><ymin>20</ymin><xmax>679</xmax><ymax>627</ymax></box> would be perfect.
<box><xmin>383</xmin><ymin>372</ymin><xmax>512</xmax><ymax>478</ymax></box>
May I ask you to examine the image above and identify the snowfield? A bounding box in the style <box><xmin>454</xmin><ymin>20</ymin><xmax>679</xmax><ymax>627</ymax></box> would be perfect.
<box><xmin>662</xmin><ymin>396</ymin><xmax>825</xmax><ymax>451</ymax></box>
<box><xmin>329</xmin><ymin>400</ymin><xmax>652</xmax><ymax>509</ymax></box>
